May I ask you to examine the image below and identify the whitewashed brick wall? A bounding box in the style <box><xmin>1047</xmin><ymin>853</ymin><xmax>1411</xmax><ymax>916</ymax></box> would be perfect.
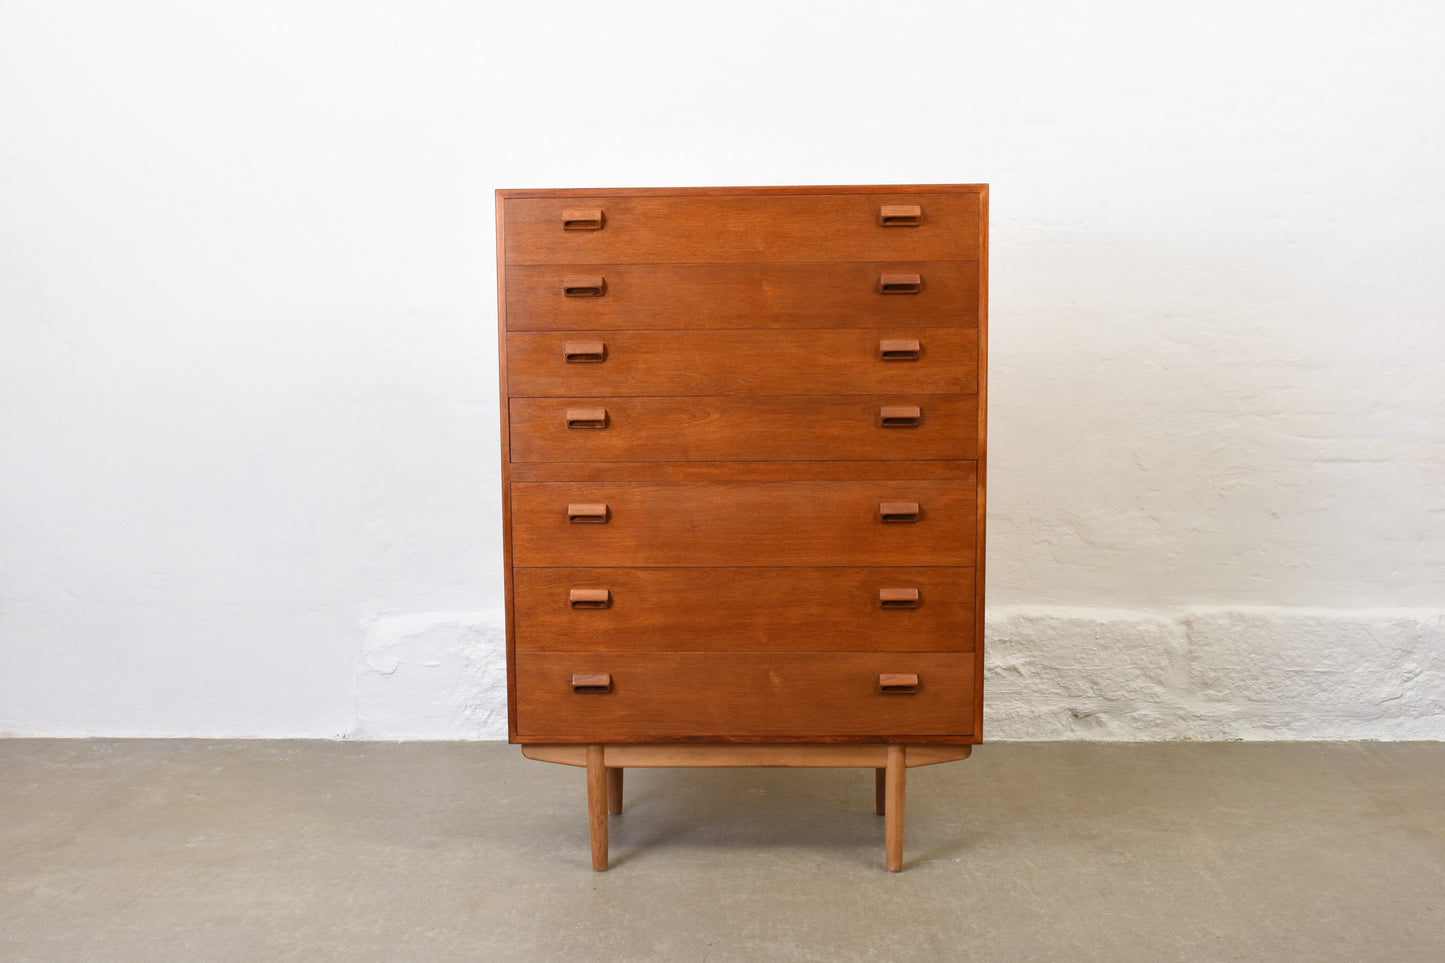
<box><xmin>353</xmin><ymin>608</ymin><xmax>1445</xmax><ymax>741</ymax></box>
<box><xmin>3</xmin><ymin>2</ymin><xmax>1441</xmax><ymax>739</ymax></box>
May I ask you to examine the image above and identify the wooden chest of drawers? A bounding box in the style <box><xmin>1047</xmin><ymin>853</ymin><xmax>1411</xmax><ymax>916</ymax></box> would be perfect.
<box><xmin>496</xmin><ymin>184</ymin><xmax>987</xmax><ymax>870</ymax></box>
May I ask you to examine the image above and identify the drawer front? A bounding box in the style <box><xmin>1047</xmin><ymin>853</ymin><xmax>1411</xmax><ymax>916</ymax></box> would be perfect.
<box><xmin>512</xmin><ymin>567</ymin><xmax>977</xmax><ymax>653</ymax></box>
<box><xmin>506</xmin><ymin>329</ymin><xmax>978</xmax><ymax>397</ymax></box>
<box><xmin>503</xmin><ymin>192</ymin><xmax>982</xmax><ymax>265</ymax></box>
<box><xmin>508</xmin><ymin>395</ymin><xmax>978</xmax><ymax>463</ymax></box>
<box><xmin>504</xmin><ymin>261</ymin><xmax>980</xmax><ymax>331</ymax></box>
<box><xmin>515</xmin><ymin>652</ymin><xmax>976</xmax><ymax>740</ymax></box>
<box><xmin>510</xmin><ymin>479</ymin><xmax>976</xmax><ymax>567</ymax></box>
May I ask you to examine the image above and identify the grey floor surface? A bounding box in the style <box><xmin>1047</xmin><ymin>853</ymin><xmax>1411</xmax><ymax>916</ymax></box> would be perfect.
<box><xmin>2</xmin><ymin>740</ymin><xmax>1442</xmax><ymax>962</ymax></box>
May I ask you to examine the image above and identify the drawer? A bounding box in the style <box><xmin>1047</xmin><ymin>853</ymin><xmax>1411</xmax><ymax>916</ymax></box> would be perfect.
<box><xmin>514</xmin><ymin>652</ymin><xmax>977</xmax><ymax>740</ymax></box>
<box><xmin>506</xmin><ymin>329</ymin><xmax>978</xmax><ymax>397</ymax></box>
<box><xmin>502</xmin><ymin>192</ymin><xmax>982</xmax><ymax>265</ymax></box>
<box><xmin>504</xmin><ymin>261</ymin><xmax>980</xmax><ymax>331</ymax></box>
<box><xmin>508</xmin><ymin>396</ymin><xmax>978</xmax><ymax>463</ymax></box>
<box><xmin>509</xmin><ymin>479</ymin><xmax>977</xmax><ymax>567</ymax></box>
<box><xmin>512</xmin><ymin>567</ymin><xmax>977</xmax><ymax>653</ymax></box>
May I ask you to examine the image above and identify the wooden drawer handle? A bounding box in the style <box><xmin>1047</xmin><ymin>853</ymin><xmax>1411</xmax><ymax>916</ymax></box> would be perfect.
<box><xmin>562</xmin><ymin>208</ymin><xmax>605</xmax><ymax>231</ymax></box>
<box><xmin>572</xmin><ymin>673</ymin><xmax>613</xmax><ymax>693</ymax></box>
<box><xmin>879</xmin><ymin>501</ymin><xmax>921</xmax><ymax>523</ymax></box>
<box><xmin>567</xmin><ymin>502</ymin><xmax>610</xmax><ymax>524</ymax></box>
<box><xmin>562</xmin><ymin>340</ymin><xmax>607</xmax><ymax>363</ymax></box>
<box><xmin>878</xmin><ymin>339</ymin><xmax>920</xmax><ymax>361</ymax></box>
<box><xmin>878</xmin><ymin>204</ymin><xmax>922</xmax><ymax>227</ymax></box>
<box><xmin>569</xmin><ymin>589</ymin><xmax>612</xmax><ymax>610</ymax></box>
<box><xmin>879</xmin><ymin>673</ymin><xmax>920</xmax><ymax>693</ymax></box>
<box><xmin>565</xmin><ymin>407</ymin><xmax>609</xmax><ymax>430</ymax></box>
<box><xmin>562</xmin><ymin>275</ymin><xmax>607</xmax><ymax>298</ymax></box>
<box><xmin>880</xmin><ymin>405</ymin><xmax>921</xmax><ymax>427</ymax></box>
<box><xmin>879</xmin><ymin>588</ymin><xmax>920</xmax><ymax>609</ymax></box>
<box><xmin>878</xmin><ymin>273</ymin><xmax>923</xmax><ymax>295</ymax></box>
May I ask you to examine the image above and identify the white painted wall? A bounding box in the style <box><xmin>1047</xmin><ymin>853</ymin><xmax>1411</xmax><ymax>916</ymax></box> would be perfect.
<box><xmin>2</xmin><ymin>1</ymin><xmax>1441</xmax><ymax>739</ymax></box>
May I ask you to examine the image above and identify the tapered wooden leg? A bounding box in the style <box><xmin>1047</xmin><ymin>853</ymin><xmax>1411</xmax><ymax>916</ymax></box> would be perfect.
<box><xmin>586</xmin><ymin>745</ymin><xmax>608</xmax><ymax>871</ymax></box>
<box><xmin>607</xmin><ymin>766</ymin><xmax>624</xmax><ymax>815</ymax></box>
<box><xmin>885</xmin><ymin>745</ymin><xmax>906</xmax><ymax>872</ymax></box>
<box><xmin>875</xmin><ymin>768</ymin><xmax>886</xmax><ymax>815</ymax></box>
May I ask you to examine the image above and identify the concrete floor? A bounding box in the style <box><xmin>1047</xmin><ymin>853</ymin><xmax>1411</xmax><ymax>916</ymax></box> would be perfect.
<box><xmin>2</xmin><ymin>741</ymin><xmax>1442</xmax><ymax>962</ymax></box>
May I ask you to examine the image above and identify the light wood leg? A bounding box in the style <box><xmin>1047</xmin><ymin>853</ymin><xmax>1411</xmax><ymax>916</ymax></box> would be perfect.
<box><xmin>587</xmin><ymin>745</ymin><xmax>608</xmax><ymax>871</ymax></box>
<box><xmin>885</xmin><ymin>745</ymin><xmax>906</xmax><ymax>872</ymax></box>
<box><xmin>607</xmin><ymin>766</ymin><xmax>624</xmax><ymax>815</ymax></box>
<box><xmin>875</xmin><ymin>767</ymin><xmax>886</xmax><ymax>815</ymax></box>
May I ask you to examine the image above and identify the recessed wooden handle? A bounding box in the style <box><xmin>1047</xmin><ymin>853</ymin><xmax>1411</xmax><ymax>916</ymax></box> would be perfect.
<box><xmin>562</xmin><ymin>208</ymin><xmax>604</xmax><ymax>231</ymax></box>
<box><xmin>879</xmin><ymin>673</ymin><xmax>919</xmax><ymax>693</ymax></box>
<box><xmin>879</xmin><ymin>588</ymin><xmax>920</xmax><ymax>609</ymax></box>
<box><xmin>565</xmin><ymin>407</ymin><xmax>609</xmax><ymax>430</ymax></box>
<box><xmin>572</xmin><ymin>673</ymin><xmax>613</xmax><ymax>693</ymax></box>
<box><xmin>562</xmin><ymin>275</ymin><xmax>607</xmax><ymax>298</ymax></box>
<box><xmin>879</xmin><ymin>501</ymin><xmax>921</xmax><ymax>523</ymax></box>
<box><xmin>562</xmin><ymin>340</ymin><xmax>607</xmax><ymax>363</ymax></box>
<box><xmin>878</xmin><ymin>339</ymin><xmax>921</xmax><ymax>361</ymax></box>
<box><xmin>569</xmin><ymin>589</ymin><xmax>612</xmax><ymax>609</ymax></box>
<box><xmin>567</xmin><ymin>502</ymin><xmax>610</xmax><ymax>524</ymax></box>
<box><xmin>880</xmin><ymin>405</ymin><xmax>922</xmax><ymax>427</ymax></box>
<box><xmin>878</xmin><ymin>204</ymin><xmax>922</xmax><ymax>227</ymax></box>
<box><xmin>878</xmin><ymin>273</ymin><xmax>923</xmax><ymax>295</ymax></box>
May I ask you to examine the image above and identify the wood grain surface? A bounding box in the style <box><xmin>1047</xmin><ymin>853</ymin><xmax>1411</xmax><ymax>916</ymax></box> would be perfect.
<box><xmin>506</xmin><ymin>328</ymin><xmax>978</xmax><ymax>397</ymax></box>
<box><xmin>504</xmin><ymin>260</ymin><xmax>980</xmax><ymax>330</ymax></box>
<box><xmin>508</xmin><ymin>395</ymin><xmax>978</xmax><ymax>463</ymax></box>
<box><xmin>514</xmin><ymin>651</ymin><xmax>976</xmax><ymax>740</ymax></box>
<box><xmin>511</xmin><ymin>566</ymin><xmax>977</xmax><ymax>652</ymax></box>
<box><xmin>503</xmin><ymin>192</ymin><xmax>982</xmax><ymax>264</ymax></box>
<box><xmin>509</xmin><ymin>479</ymin><xmax>977</xmax><ymax>567</ymax></box>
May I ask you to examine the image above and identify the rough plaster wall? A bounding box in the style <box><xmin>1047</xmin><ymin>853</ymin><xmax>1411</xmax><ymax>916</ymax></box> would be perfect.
<box><xmin>354</xmin><ymin>612</ymin><xmax>507</xmax><ymax>740</ymax></box>
<box><xmin>988</xmin><ymin>607</ymin><xmax>1444</xmax><ymax>740</ymax></box>
<box><xmin>354</xmin><ymin>608</ymin><xmax>1445</xmax><ymax>742</ymax></box>
<box><xmin>3</xmin><ymin>1</ymin><xmax>1443</xmax><ymax>739</ymax></box>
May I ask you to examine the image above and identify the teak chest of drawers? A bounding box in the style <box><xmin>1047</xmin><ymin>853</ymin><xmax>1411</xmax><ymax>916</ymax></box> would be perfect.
<box><xmin>496</xmin><ymin>184</ymin><xmax>987</xmax><ymax>871</ymax></box>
